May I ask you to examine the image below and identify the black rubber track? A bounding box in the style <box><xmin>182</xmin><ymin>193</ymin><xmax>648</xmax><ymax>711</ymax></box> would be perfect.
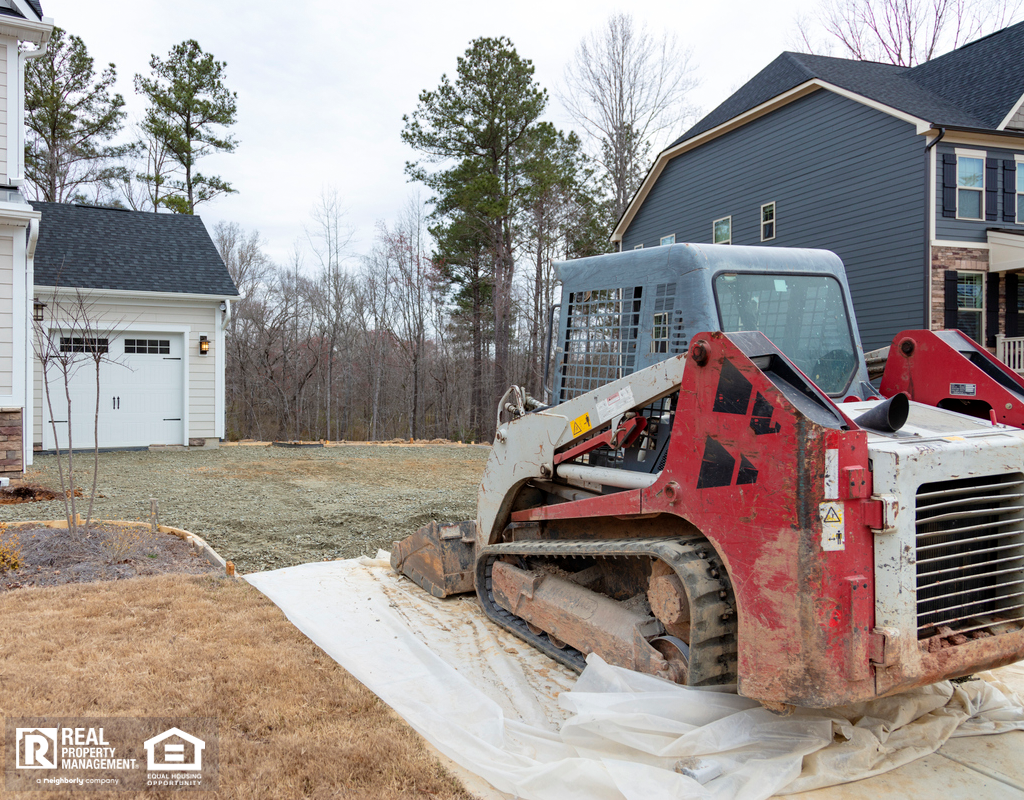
<box><xmin>475</xmin><ymin>535</ymin><xmax>738</xmax><ymax>686</ymax></box>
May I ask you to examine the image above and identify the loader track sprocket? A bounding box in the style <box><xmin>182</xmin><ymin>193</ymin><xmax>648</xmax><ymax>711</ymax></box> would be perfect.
<box><xmin>475</xmin><ymin>536</ymin><xmax>738</xmax><ymax>686</ymax></box>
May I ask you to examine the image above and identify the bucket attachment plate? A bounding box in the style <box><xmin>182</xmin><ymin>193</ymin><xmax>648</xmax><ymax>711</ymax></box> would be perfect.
<box><xmin>391</xmin><ymin>520</ymin><xmax>477</xmax><ymax>598</ymax></box>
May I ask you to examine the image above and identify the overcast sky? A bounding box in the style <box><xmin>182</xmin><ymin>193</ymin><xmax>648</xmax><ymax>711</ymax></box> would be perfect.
<box><xmin>40</xmin><ymin>0</ymin><xmax>820</xmax><ymax>268</ymax></box>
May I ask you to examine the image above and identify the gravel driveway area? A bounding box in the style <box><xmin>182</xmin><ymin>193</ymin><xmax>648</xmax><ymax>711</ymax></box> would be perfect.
<box><xmin>3</xmin><ymin>444</ymin><xmax>490</xmax><ymax>574</ymax></box>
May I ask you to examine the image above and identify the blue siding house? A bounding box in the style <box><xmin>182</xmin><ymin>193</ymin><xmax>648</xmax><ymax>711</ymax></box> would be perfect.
<box><xmin>614</xmin><ymin>22</ymin><xmax>1024</xmax><ymax>354</ymax></box>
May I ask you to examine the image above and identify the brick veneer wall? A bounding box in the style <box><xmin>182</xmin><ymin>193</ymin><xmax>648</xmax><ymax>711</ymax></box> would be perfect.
<box><xmin>0</xmin><ymin>407</ymin><xmax>23</xmax><ymax>474</ymax></box>
<box><xmin>930</xmin><ymin>246</ymin><xmax>991</xmax><ymax>331</ymax></box>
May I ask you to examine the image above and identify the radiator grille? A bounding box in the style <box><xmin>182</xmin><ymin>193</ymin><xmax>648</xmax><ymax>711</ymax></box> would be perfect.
<box><xmin>916</xmin><ymin>473</ymin><xmax>1024</xmax><ymax>639</ymax></box>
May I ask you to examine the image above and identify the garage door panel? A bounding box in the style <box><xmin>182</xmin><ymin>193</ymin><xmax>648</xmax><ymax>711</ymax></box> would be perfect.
<box><xmin>44</xmin><ymin>332</ymin><xmax>184</xmax><ymax>449</ymax></box>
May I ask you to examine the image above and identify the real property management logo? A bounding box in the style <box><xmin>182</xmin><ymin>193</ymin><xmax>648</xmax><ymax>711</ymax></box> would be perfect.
<box><xmin>6</xmin><ymin>718</ymin><xmax>218</xmax><ymax>792</ymax></box>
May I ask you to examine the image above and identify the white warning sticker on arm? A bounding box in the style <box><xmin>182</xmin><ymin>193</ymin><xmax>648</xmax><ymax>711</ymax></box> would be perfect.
<box><xmin>595</xmin><ymin>385</ymin><xmax>635</xmax><ymax>424</ymax></box>
<box><xmin>820</xmin><ymin>502</ymin><xmax>845</xmax><ymax>551</ymax></box>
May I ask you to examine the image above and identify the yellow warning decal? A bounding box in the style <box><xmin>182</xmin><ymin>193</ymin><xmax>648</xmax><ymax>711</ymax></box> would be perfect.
<box><xmin>571</xmin><ymin>412</ymin><xmax>592</xmax><ymax>438</ymax></box>
<box><xmin>819</xmin><ymin>502</ymin><xmax>845</xmax><ymax>552</ymax></box>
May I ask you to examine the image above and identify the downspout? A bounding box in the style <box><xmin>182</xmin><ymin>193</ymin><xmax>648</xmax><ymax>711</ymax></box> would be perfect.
<box><xmin>924</xmin><ymin>126</ymin><xmax>945</xmax><ymax>330</ymax></box>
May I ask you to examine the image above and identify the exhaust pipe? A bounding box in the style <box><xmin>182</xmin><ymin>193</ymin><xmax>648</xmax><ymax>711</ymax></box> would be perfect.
<box><xmin>853</xmin><ymin>392</ymin><xmax>909</xmax><ymax>433</ymax></box>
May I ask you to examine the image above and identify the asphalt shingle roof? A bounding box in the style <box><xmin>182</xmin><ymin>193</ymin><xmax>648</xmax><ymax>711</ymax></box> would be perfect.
<box><xmin>672</xmin><ymin>20</ymin><xmax>1024</xmax><ymax>147</ymax></box>
<box><xmin>33</xmin><ymin>202</ymin><xmax>240</xmax><ymax>297</ymax></box>
<box><xmin>26</xmin><ymin>1</ymin><xmax>43</xmax><ymax>19</ymax></box>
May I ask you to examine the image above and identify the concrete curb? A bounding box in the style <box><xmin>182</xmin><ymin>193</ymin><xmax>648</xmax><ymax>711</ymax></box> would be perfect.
<box><xmin>4</xmin><ymin>519</ymin><xmax>232</xmax><ymax>574</ymax></box>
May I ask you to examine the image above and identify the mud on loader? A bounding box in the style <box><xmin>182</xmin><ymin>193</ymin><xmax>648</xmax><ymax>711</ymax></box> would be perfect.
<box><xmin>392</xmin><ymin>243</ymin><xmax>1024</xmax><ymax>709</ymax></box>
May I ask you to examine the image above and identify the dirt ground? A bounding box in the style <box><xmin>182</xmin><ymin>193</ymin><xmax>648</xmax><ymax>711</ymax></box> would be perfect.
<box><xmin>0</xmin><ymin>573</ymin><xmax>475</xmax><ymax>800</ymax></box>
<box><xmin>1</xmin><ymin>444</ymin><xmax>491</xmax><ymax>573</ymax></box>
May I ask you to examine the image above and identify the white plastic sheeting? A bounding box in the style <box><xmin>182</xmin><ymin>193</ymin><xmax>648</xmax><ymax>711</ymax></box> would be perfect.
<box><xmin>246</xmin><ymin>554</ymin><xmax>1024</xmax><ymax>800</ymax></box>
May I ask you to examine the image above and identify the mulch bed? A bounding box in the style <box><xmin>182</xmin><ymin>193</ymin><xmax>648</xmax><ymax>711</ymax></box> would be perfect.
<box><xmin>0</xmin><ymin>522</ymin><xmax>222</xmax><ymax>591</ymax></box>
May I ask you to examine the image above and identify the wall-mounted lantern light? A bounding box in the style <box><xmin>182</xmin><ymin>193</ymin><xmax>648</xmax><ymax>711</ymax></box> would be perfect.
<box><xmin>33</xmin><ymin>298</ymin><xmax>46</xmax><ymax>322</ymax></box>
<box><xmin>199</xmin><ymin>335</ymin><xmax>210</xmax><ymax>355</ymax></box>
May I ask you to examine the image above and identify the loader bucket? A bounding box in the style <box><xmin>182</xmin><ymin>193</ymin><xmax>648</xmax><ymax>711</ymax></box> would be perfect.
<box><xmin>390</xmin><ymin>520</ymin><xmax>477</xmax><ymax>598</ymax></box>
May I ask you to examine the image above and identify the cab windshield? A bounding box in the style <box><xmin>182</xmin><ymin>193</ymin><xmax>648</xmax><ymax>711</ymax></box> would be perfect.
<box><xmin>714</xmin><ymin>272</ymin><xmax>858</xmax><ymax>395</ymax></box>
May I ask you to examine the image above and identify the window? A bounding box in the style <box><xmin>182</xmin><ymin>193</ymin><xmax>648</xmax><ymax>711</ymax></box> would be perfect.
<box><xmin>957</xmin><ymin>154</ymin><xmax>985</xmax><ymax>219</ymax></box>
<box><xmin>660</xmin><ymin>234</ymin><xmax>675</xmax><ymax>246</ymax></box>
<box><xmin>634</xmin><ymin>244</ymin><xmax>644</xmax><ymax>250</ymax></box>
<box><xmin>760</xmin><ymin>202</ymin><xmax>775</xmax><ymax>241</ymax></box>
<box><xmin>1017</xmin><ymin>163</ymin><xmax>1024</xmax><ymax>223</ymax></box>
<box><xmin>956</xmin><ymin>273</ymin><xmax>984</xmax><ymax>343</ymax></box>
<box><xmin>714</xmin><ymin>273</ymin><xmax>857</xmax><ymax>395</ymax></box>
<box><xmin>59</xmin><ymin>337</ymin><xmax>108</xmax><ymax>353</ymax></box>
<box><xmin>713</xmin><ymin>216</ymin><xmax>732</xmax><ymax>244</ymax></box>
<box><xmin>125</xmin><ymin>338</ymin><xmax>170</xmax><ymax>354</ymax></box>
<box><xmin>651</xmin><ymin>312</ymin><xmax>669</xmax><ymax>353</ymax></box>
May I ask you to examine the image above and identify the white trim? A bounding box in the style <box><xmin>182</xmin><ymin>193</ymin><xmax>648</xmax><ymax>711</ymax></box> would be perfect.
<box><xmin>954</xmin><ymin>152</ymin><xmax>985</xmax><ymax>221</ymax></box>
<box><xmin>660</xmin><ymin>234</ymin><xmax>675</xmax><ymax>246</ymax></box>
<box><xmin>612</xmin><ymin>78</ymin><xmax>933</xmax><ymax>243</ymax></box>
<box><xmin>942</xmin><ymin>130</ymin><xmax>1024</xmax><ymax>149</ymax></box>
<box><xmin>215</xmin><ymin>305</ymin><xmax>227</xmax><ymax>440</ymax></box>
<box><xmin>0</xmin><ymin>14</ymin><xmax>50</xmax><ymax>44</ymax></box>
<box><xmin>5</xmin><ymin>35</ymin><xmax>18</xmax><ymax>183</ymax></box>
<box><xmin>998</xmin><ymin>92</ymin><xmax>1024</xmax><ymax>131</ymax></box>
<box><xmin>713</xmin><ymin>215</ymin><xmax>732</xmax><ymax>245</ymax></box>
<box><xmin>33</xmin><ymin>285</ymin><xmax>238</xmax><ymax>303</ymax></box>
<box><xmin>988</xmin><ymin>230</ymin><xmax>1024</xmax><ymax>273</ymax></box>
<box><xmin>633</xmin><ymin>244</ymin><xmax>644</xmax><ymax>250</ymax></box>
<box><xmin>931</xmin><ymin>239</ymin><xmax>990</xmax><ymax>249</ymax></box>
<box><xmin>760</xmin><ymin>201</ymin><xmax>776</xmax><ymax>242</ymax></box>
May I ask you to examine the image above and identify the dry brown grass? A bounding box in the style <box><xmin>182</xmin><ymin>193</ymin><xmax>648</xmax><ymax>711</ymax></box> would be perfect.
<box><xmin>0</xmin><ymin>574</ymin><xmax>475</xmax><ymax>800</ymax></box>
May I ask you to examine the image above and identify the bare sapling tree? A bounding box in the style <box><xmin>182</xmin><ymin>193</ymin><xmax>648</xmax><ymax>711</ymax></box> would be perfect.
<box><xmin>796</xmin><ymin>0</ymin><xmax>1023</xmax><ymax>66</ymax></box>
<box><xmin>560</xmin><ymin>13</ymin><xmax>699</xmax><ymax>223</ymax></box>
<box><xmin>77</xmin><ymin>305</ymin><xmax>130</xmax><ymax>527</ymax></box>
<box><xmin>32</xmin><ymin>287</ymin><xmax>126</xmax><ymax>531</ymax></box>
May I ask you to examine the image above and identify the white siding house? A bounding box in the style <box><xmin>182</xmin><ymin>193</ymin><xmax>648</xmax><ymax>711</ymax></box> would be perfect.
<box><xmin>0</xmin><ymin>0</ymin><xmax>51</xmax><ymax>475</ymax></box>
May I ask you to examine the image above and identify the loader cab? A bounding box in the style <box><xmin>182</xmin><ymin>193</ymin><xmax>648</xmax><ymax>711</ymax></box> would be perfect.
<box><xmin>553</xmin><ymin>243</ymin><xmax>871</xmax><ymax>403</ymax></box>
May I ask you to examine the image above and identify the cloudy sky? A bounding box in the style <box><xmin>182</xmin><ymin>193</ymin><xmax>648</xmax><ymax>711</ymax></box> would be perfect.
<box><xmin>40</xmin><ymin>0</ymin><xmax>820</xmax><ymax>267</ymax></box>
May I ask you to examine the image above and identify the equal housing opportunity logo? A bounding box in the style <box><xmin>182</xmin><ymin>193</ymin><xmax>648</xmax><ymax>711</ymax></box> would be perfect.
<box><xmin>5</xmin><ymin>718</ymin><xmax>218</xmax><ymax>791</ymax></box>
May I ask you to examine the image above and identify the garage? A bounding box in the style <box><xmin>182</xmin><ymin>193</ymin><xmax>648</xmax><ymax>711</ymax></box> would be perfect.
<box><xmin>42</xmin><ymin>331</ymin><xmax>186</xmax><ymax>450</ymax></box>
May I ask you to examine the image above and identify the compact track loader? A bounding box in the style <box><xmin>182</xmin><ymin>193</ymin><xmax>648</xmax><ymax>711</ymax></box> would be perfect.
<box><xmin>392</xmin><ymin>244</ymin><xmax>1024</xmax><ymax>709</ymax></box>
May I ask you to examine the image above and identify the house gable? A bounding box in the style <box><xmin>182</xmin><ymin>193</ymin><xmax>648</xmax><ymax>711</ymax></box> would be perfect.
<box><xmin>32</xmin><ymin>203</ymin><xmax>239</xmax><ymax>297</ymax></box>
<box><xmin>621</xmin><ymin>89</ymin><xmax>927</xmax><ymax>350</ymax></box>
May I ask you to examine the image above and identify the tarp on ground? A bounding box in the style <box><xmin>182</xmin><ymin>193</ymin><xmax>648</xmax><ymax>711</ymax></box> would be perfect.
<box><xmin>246</xmin><ymin>554</ymin><xmax>1024</xmax><ymax>800</ymax></box>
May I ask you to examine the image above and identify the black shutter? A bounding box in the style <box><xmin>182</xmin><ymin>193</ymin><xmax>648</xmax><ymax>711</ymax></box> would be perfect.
<box><xmin>942</xmin><ymin>154</ymin><xmax>957</xmax><ymax>218</ymax></box>
<box><xmin>944</xmin><ymin>270</ymin><xmax>959</xmax><ymax>329</ymax></box>
<box><xmin>986</xmin><ymin>158</ymin><xmax>999</xmax><ymax>221</ymax></box>
<box><xmin>1005</xmin><ymin>160</ymin><xmax>1018</xmax><ymax>223</ymax></box>
<box><xmin>986</xmin><ymin>272</ymin><xmax>1000</xmax><ymax>346</ymax></box>
<box><xmin>1006</xmin><ymin>272</ymin><xmax>1019</xmax><ymax>338</ymax></box>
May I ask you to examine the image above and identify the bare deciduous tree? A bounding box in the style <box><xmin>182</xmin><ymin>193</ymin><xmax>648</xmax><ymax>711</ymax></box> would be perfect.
<box><xmin>560</xmin><ymin>13</ymin><xmax>699</xmax><ymax>223</ymax></box>
<box><xmin>796</xmin><ymin>0</ymin><xmax>1023</xmax><ymax>66</ymax></box>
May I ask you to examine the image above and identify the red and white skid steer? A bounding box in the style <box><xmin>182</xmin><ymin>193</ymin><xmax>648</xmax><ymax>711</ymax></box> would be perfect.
<box><xmin>392</xmin><ymin>243</ymin><xmax>1024</xmax><ymax>710</ymax></box>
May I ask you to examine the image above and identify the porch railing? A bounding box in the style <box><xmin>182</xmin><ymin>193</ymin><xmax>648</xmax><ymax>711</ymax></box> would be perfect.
<box><xmin>996</xmin><ymin>335</ymin><xmax>1024</xmax><ymax>375</ymax></box>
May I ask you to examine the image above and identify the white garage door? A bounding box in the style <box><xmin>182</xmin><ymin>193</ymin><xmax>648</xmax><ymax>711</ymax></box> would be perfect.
<box><xmin>44</xmin><ymin>332</ymin><xmax>185</xmax><ymax>450</ymax></box>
